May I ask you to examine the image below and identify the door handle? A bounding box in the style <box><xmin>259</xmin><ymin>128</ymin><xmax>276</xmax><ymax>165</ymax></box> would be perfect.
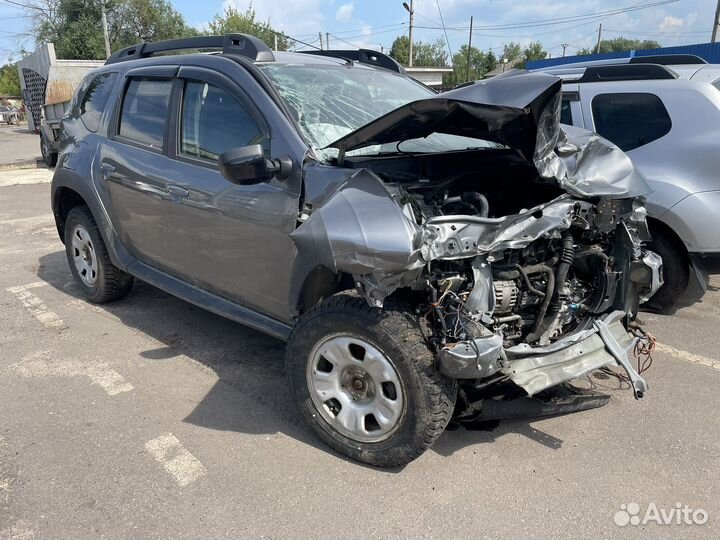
<box><xmin>166</xmin><ymin>184</ymin><xmax>190</xmax><ymax>200</ymax></box>
<box><xmin>100</xmin><ymin>163</ymin><xmax>115</xmax><ymax>180</ymax></box>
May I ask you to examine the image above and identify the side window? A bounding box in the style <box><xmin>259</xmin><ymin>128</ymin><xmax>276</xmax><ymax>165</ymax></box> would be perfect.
<box><xmin>560</xmin><ymin>99</ymin><xmax>573</xmax><ymax>125</ymax></box>
<box><xmin>591</xmin><ymin>93</ymin><xmax>671</xmax><ymax>151</ymax></box>
<box><xmin>180</xmin><ymin>80</ymin><xmax>266</xmax><ymax>161</ymax></box>
<box><xmin>79</xmin><ymin>72</ymin><xmax>117</xmax><ymax>132</ymax></box>
<box><xmin>118</xmin><ymin>78</ymin><xmax>172</xmax><ymax>148</ymax></box>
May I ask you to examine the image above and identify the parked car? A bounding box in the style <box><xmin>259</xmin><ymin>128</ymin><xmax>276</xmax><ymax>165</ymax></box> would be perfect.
<box><xmin>534</xmin><ymin>55</ymin><xmax>720</xmax><ymax>311</ymax></box>
<box><xmin>52</xmin><ymin>34</ymin><xmax>661</xmax><ymax>467</ymax></box>
<box><xmin>0</xmin><ymin>105</ymin><xmax>19</xmax><ymax>125</ymax></box>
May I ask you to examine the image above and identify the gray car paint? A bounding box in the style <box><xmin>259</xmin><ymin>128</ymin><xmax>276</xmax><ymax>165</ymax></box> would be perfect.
<box><xmin>52</xmin><ymin>52</ymin><xmax>660</xmax><ymax>395</ymax></box>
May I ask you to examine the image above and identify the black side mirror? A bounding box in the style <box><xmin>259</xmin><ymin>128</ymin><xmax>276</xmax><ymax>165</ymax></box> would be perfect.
<box><xmin>218</xmin><ymin>144</ymin><xmax>292</xmax><ymax>185</ymax></box>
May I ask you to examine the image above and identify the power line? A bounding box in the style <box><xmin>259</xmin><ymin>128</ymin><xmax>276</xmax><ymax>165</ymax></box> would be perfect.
<box><xmin>326</xmin><ymin>27</ymin><xmax>410</xmax><ymax>41</ymax></box>
<box><xmin>417</xmin><ymin>0</ymin><xmax>680</xmax><ymax>32</ymax></box>
<box><xmin>603</xmin><ymin>28</ymin><xmax>710</xmax><ymax>36</ymax></box>
<box><xmin>435</xmin><ymin>0</ymin><xmax>453</xmax><ymax>61</ymax></box>
<box><xmin>291</xmin><ymin>22</ymin><xmax>406</xmax><ymax>40</ymax></box>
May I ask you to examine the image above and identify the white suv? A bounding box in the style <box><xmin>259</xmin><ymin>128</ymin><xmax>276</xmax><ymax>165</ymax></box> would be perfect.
<box><xmin>535</xmin><ymin>55</ymin><xmax>720</xmax><ymax>311</ymax></box>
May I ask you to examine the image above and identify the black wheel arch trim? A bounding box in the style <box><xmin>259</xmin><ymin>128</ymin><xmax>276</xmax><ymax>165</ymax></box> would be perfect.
<box><xmin>51</xmin><ymin>168</ymin><xmax>134</xmax><ymax>271</ymax></box>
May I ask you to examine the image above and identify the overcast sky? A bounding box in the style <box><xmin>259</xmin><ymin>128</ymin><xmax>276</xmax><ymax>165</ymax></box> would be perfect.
<box><xmin>0</xmin><ymin>0</ymin><xmax>715</xmax><ymax>65</ymax></box>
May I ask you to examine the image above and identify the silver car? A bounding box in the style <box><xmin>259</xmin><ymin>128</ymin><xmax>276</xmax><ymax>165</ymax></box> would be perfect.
<box><xmin>0</xmin><ymin>105</ymin><xmax>20</xmax><ymax>125</ymax></box>
<box><xmin>535</xmin><ymin>56</ymin><xmax>720</xmax><ymax>311</ymax></box>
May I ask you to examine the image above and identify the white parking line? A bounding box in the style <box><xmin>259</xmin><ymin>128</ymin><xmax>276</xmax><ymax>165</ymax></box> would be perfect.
<box><xmin>6</xmin><ymin>281</ymin><xmax>67</xmax><ymax>330</ymax></box>
<box><xmin>12</xmin><ymin>352</ymin><xmax>134</xmax><ymax>396</ymax></box>
<box><xmin>656</xmin><ymin>343</ymin><xmax>720</xmax><ymax>371</ymax></box>
<box><xmin>145</xmin><ymin>433</ymin><xmax>207</xmax><ymax>487</ymax></box>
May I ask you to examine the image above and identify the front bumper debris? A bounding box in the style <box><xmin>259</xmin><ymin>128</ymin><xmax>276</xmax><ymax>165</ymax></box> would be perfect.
<box><xmin>437</xmin><ymin>310</ymin><xmax>648</xmax><ymax>398</ymax></box>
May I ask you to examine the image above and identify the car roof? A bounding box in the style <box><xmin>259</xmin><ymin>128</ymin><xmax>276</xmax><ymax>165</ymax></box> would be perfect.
<box><xmin>535</xmin><ymin>61</ymin><xmax>720</xmax><ymax>86</ymax></box>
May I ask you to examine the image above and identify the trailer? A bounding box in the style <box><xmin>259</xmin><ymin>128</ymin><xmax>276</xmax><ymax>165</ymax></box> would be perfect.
<box><xmin>17</xmin><ymin>43</ymin><xmax>103</xmax><ymax>166</ymax></box>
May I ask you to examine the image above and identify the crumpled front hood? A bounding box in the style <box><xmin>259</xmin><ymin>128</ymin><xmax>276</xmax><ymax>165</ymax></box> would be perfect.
<box><xmin>324</xmin><ymin>69</ymin><xmax>653</xmax><ymax>199</ymax></box>
<box><xmin>325</xmin><ymin>69</ymin><xmax>561</xmax><ymax>164</ymax></box>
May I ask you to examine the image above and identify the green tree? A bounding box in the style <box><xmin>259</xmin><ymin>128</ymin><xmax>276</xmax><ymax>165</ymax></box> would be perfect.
<box><xmin>444</xmin><ymin>45</ymin><xmax>491</xmax><ymax>86</ymax></box>
<box><xmin>112</xmin><ymin>0</ymin><xmax>194</xmax><ymax>48</ymax></box>
<box><xmin>30</xmin><ymin>0</ymin><xmax>196</xmax><ymax>59</ymax></box>
<box><xmin>207</xmin><ymin>6</ymin><xmax>289</xmax><ymax>51</ymax></box>
<box><xmin>35</xmin><ymin>0</ymin><xmax>108</xmax><ymax>59</ymax></box>
<box><xmin>523</xmin><ymin>41</ymin><xmax>547</xmax><ymax>62</ymax></box>
<box><xmin>389</xmin><ymin>35</ymin><xmax>447</xmax><ymax>66</ymax></box>
<box><xmin>513</xmin><ymin>41</ymin><xmax>547</xmax><ymax>69</ymax></box>
<box><xmin>577</xmin><ymin>37</ymin><xmax>661</xmax><ymax>55</ymax></box>
<box><xmin>0</xmin><ymin>63</ymin><xmax>21</xmax><ymax>96</ymax></box>
<box><xmin>501</xmin><ymin>42</ymin><xmax>523</xmax><ymax>63</ymax></box>
<box><xmin>413</xmin><ymin>39</ymin><xmax>448</xmax><ymax>67</ymax></box>
<box><xmin>482</xmin><ymin>50</ymin><xmax>498</xmax><ymax>73</ymax></box>
<box><xmin>389</xmin><ymin>35</ymin><xmax>409</xmax><ymax>65</ymax></box>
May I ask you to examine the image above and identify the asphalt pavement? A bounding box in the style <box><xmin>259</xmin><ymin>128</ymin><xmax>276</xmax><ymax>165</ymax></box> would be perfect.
<box><xmin>0</xmin><ymin>170</ymin><xmax>718</xmax><ymax>539</ymax></box>
<box><xmin>0</xmin><ymin>126</ymin><xmax>42</xmax><ymax>169</ymax></box>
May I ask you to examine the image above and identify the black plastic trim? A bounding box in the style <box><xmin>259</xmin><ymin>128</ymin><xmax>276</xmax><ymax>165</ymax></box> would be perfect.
<box><xmin>577</xmin><ymin>64</ymin><xmax>677</xmax><ymax>83</ymax></box>
<box><xmin>299</xmin><ymin>49</ymin><xmax>406</xmax><ymax>74</ymax></box>
<box><xmin>106</xmin><ymin>34</ymin><xmax>275</xmax><ymax>65</ymax></box>
<box><xmin>127</xmin><ymin>259</ymin><xmax>292</xmax><ymax>341</ymax></box>
<box><xmin>629</xmin><ymin>54</ymin><xmax>707</xmax><ymax>66</ymax></box>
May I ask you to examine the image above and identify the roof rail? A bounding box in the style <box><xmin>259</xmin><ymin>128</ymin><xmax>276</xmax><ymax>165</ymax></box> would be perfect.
<box><xmin>299</xmin><ymin>49</ymin><xmax>406</xmax><ymax>74</ymax></box>
<box><xmin>629</xmin><ymin>54</ymin><xmax>707</xmax><ymax>66</ymax></box>
<box><xmin>575</xmin><ymin>63</ymin><xmax>677</xmax><ymax>83</ymax></box>
<box><xmin>106</xmin><ymin>34</ymin><xmax>275</xmax><ymax>65</ymax></box>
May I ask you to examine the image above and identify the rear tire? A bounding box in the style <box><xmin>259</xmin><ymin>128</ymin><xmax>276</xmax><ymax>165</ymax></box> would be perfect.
<box><xmin>64</xmin><ymin>206</ymin><xmax>133</xmax><ymax>303</ymax></box>
<box><xmin>645</xmin><ymin>225</ymin><xmax>689</xmax><ymax>313</ymax></box>
<box><xmin>286</xmin><ymin>293</ymin><xmax>457</xmax><ymax>467</ymax></box>
<box><xmin>40</xmin><ymin>135</ymin><xmax>57</xmax><ymax>167</ymax></box>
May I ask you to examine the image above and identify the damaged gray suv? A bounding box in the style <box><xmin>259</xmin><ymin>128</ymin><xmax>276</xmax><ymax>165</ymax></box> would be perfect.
<box><xmin>52</xmin><ymin>35</ymin><xmax>662</xmax><ymax>467</ymax></box>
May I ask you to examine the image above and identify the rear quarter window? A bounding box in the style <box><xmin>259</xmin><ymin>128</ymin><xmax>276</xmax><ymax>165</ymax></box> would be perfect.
<box><xmin>591</xmin><ymin>92</ymin><xmax>671</xmax><ymax>152</ymax></box>
<box><xmin>79</xmin><ymin>72</ymin><xmax>117</xmax><ymax>132</ymax></box>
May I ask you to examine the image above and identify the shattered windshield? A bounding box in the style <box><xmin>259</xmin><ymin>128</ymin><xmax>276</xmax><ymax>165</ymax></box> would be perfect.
<box><xmin>260</xmin><ymin>63</ymin><xmax>501</xmax><ymax>161</ymax></box>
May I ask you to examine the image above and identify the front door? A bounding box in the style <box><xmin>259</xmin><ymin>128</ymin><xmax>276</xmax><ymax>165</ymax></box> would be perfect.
<box><xmin>160</xmin><ymin>67</ymin><xmax>301</xmax><ymax>321</ymax></box>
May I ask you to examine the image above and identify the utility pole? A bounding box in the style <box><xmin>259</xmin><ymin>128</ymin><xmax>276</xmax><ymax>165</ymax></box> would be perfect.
<box><xmin>274</xmin><ymin>34</ymin><xmax>278</xmax><ymax>51</ymax></box>
<box><xmin>403</xmin><ymin>1</ymin><xmax>414</xmax><ymax>67</ymax></box>
<box><xmin>595</xmin><ymin>23</ymin><xmax>603</xmax><ymax>54</ymax></box>
<box><xmin>319</xmin><ymin>32</ymin><xmax>324</xmax><ymax>50</ymax></box>
<box><xmin>326</xmin><ymin>32</ymin><xmax>330</xmax><ymax>50</ymax></box>
<box><xmin>712</xmin><ymin>0</ymin><xmax>720</xmax><ymax>42</ymax></box>
<box><xmin>465</xmin><ymin>16</ymin><xmax>473</xmax><ymax>83</ymax></box>
<box><xmin>561</xmin><ymin>43</ymin><xmax>568</xmax><ymax>57</ymax></box>
<box><xmin>101</xmin><ymin>0</ymin><xmax>111</xmax><ymax>59</ymax></box>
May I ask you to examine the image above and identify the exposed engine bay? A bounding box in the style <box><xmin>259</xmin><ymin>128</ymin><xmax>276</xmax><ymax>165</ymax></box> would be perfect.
<box><xmin>399</xmin><ymin>183</ymin><xmax>654</xmax><ymax>349</ymax></box>
<box><xmin>291</xmin><ymin>71</ymin><xmax>663</xmax><ymax>407</ymax></box>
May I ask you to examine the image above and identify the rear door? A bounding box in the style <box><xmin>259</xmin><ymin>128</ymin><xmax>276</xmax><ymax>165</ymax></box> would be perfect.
<box><xmin>97</xmin><ymin>66</ymin><xmax>178</xmax><ymax>272</ymax></box>
<box><xmin>579</xmin><ymin>87</ymin><xmax>672</xmax><ymax>152</ymax></box>
<box><xmin>159</xmin><ymin>66</ymin><xmax>301</xmax><ymax>320</ymax></box>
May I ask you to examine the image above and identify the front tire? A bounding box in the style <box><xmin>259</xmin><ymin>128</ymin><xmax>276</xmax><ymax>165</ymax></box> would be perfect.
<box><xmin>286</xmin><ymin>293</ymin><xmax>457</xmax><ymax>467</ymax></box>
<box><xmin>645</xmin><ymin>225</ymin><xmax>689</xmax><ymax>313</ymax></box>
<box><xmin>64</xmin><ymin>206</ymin><xmax>133</xmax><ymax>303</ymax></box>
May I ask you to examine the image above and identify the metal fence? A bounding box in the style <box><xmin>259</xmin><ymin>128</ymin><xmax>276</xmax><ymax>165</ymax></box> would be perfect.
<box><xmin>526</xmin><ymin>41</ymin><xmax>720</xmax><ymax>70</ymax></box>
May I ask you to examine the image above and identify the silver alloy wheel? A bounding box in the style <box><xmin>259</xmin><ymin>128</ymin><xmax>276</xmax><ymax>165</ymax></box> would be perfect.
<box><xmin>71</xmin><ymin>224</ymin><xmax>98</xmax><ymax>286</ymax></box>
<box><xmin>307</xmin><ymin>334</ymin><xmax>405</xmax><ymax>443</ymax></box>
